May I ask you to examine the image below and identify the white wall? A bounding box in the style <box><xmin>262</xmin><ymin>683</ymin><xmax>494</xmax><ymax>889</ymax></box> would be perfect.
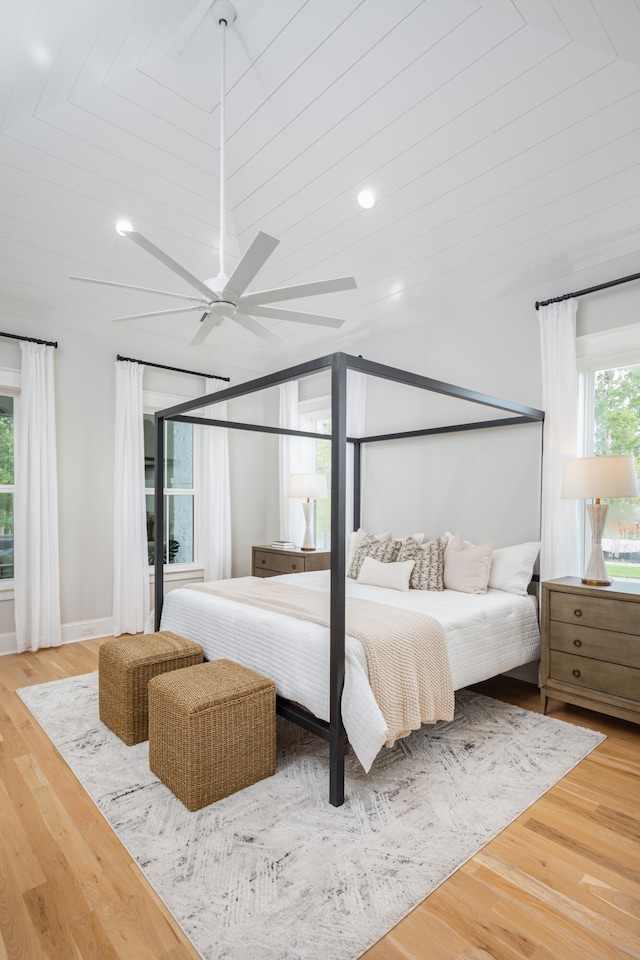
<box><xmin>0</xmin><ymin>316</ymin><xmax>269</xmax><ymax>654</ymax></box>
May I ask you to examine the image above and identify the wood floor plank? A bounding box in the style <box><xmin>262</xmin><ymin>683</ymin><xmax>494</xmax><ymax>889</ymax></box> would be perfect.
<box><xmin>0</xmin><ymin>774</ymin><xmax>46</xmax><ymax>893</ymax></box>
<box><xmin>0</xmin><ymin>841</ymin><xmax>46</xmax><ymax>960</ymax></box>
<box><xmin>489</xmin><ymin>819</ymin><xmax>640</xmax><ymax>918</ymax></box>
<box><xmin>468</xmin><ymin>854</ymin><xmax>640</xmax><ymax>955</ymax></box>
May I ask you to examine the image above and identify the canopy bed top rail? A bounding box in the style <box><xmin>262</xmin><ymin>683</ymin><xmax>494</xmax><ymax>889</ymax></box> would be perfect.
<box><xmin>357</xmin><ymin>415</ymin><xmax>543</xmax><ymax>446</ymax></box>
<box><xmin>345</xmin><ymin>354</ymin><xmax>544</xmax><ymax>421</ymax></box>
<box><xmin>166</xmin><ymin>413</ymin><xmax>544</xmax><ymax>444</ymax></box>
<box><xmin>154</xmin><ymin>351</ymin><xmax>544</xmax><ymax>424</ymax></box>
<box><xmin>169</xmin><ymin>415</ymin><xmax>330</xmax><ymax>441</ymax></box>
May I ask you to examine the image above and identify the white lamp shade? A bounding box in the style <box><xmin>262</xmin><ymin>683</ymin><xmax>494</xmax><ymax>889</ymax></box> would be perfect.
<box><xmin>561</xmin><ymin>455</ymin><xmax>639</xmax><ymax>500</ymax></box>
<box><xmin>288</xmin><ymin>473</ymin><xmax>328</xmax><ymax>500</ymax></box>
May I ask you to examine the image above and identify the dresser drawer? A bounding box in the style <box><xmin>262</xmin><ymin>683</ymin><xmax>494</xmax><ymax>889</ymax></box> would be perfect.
<box><xmin>549</xmin><ymin>591</ymin><xmax>639</xmax><ymax>635</ymax></box>
<box><xmin>549</xmin><ymin>650</ymin><xmax>640</xmax><ymax>701</ymax></box>
<box><xmin>549</xmin><ymin>620</ymin><xmax>640</xmax><ymax>669</ymax></box>
<box><xmin>253</xmin><ymin>550</ymin><xmax>305</xmax><ymax>575</ymax></box>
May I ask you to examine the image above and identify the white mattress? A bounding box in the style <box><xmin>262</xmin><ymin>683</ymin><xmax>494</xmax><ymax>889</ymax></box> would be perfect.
<box><xmin>158</xmin><ymin>570</ymin><xmax>540</xmax><ymax>772</ymax></box>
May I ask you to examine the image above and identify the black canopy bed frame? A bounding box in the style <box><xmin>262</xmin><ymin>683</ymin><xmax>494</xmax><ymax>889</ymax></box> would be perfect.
<box><xmin>153</xmin><ymin>351</ymin><xmax>544</xmax><ymax>807</ymax></box>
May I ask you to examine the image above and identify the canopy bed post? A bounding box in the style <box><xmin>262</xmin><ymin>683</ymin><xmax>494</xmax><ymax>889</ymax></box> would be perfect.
<box><xmin>353</xmin><ymin>439</ymin><xmax>362</xmax><ymax>531</ymax></box>
<box><xmin>329</xmin><ymin>352</ymin><xmax>348</xmax><ymax>806</ymax></box>
<box><xmin>154</xmin><ymin>412</ymin><xmax>165</xmax><ymax>632</ymax></box>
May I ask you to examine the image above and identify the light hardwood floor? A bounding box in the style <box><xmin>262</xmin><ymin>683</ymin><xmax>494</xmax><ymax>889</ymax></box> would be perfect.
<box><xmin>0</xmin><ymin>640</ymin><xmax>638</xmax><ymax>959</ymax></box>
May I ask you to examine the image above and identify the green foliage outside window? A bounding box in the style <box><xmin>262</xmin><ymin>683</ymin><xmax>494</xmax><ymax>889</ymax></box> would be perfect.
<box><xmin>315</xmin><ymin>419</ymin><xmax>331</xmax><ymax>549</ymax></box>
<box><xmin>0</xmin><ymin>397</ymin><xmax>14</xmax><ymax>579</ymax></box>
<box><xmin>594</xmin><ymin>364</ymin><xmax>640</xmax><ymax>578</ymax></box>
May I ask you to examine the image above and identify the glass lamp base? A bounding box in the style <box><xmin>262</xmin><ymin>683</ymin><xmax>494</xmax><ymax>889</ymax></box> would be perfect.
<box><xmin>583</xmin><ymin>502</ymin><xmax>612</xmax><ymax>587</ymax></box>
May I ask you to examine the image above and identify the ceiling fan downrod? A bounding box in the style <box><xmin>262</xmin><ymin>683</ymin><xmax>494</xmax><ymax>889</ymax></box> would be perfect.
<box><xmin>213</xmin><ymin>1</ymin><xmax>237</xmax><ymax>283</ymax></box>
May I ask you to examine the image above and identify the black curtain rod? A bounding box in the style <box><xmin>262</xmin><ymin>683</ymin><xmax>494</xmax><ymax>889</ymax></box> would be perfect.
<box><xmin>535</xmin><ymin>270</ymin><xmax>640</xmax><ymax>310</ymax></box>
<box><xmin>116</xmin><ymin>355</ymin><xmax>230</xmax><ymax>382</ymax></box>
<box><xmin>0</xmin><ymin>331</ymin><xmax>58</xmax><ymax>348</ymax></box>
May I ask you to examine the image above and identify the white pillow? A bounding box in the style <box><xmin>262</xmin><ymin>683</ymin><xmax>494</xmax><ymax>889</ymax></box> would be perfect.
<box><xmin>347</xmin><ymin>528</ymin><xmax>391</xmax><ymax>567</ymax></box>
<box><xmin>396</xmin><ymin>532</ymin><xmax>425</xmax><ymax>545</ymax></box>
<box><xmin>489</xmin><ymin>542</ymin><xmax>540</xmax><ymax>595</ymax></box>
<box><xmin>443</xmin><ymin>530</ymin><xmax>473</xmax><ymax>554</ymax></box>
<box><xmin>443</xmin><ymin>534</ymin><xmax>493</xmax><ymax>594</ymax></box>
<box><xmin>357</xmin><ymin>556</ymin><xmax>415</xmax><ymax>591</ymax></box>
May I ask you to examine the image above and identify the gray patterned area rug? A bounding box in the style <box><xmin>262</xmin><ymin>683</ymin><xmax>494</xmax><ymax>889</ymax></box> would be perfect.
<box><xmin>18</xmin><ymin>673</ymin><xmax>604</xmax><ymax>960</ymax></box>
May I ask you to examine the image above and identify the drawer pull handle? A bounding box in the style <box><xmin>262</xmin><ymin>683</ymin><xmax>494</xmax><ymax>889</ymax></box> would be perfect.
<box><xmin>572</xmin><ymin>669</ymin><xmax>581</xmax><ymax>678</ymax></box>
<box><xmin>573</xmin><ymin>639</ymin><xmax>582</xmax><ymax>648</ymax></box>
<box><xmin>291</xmin><ymin>563</ymin><xmax>297</xmax><ymax>570</ymax></box>
<box><xmin>261</xmin><ymin>559</ymin><xmax>266</xmax><ymax>564</ymax></box>
<box><xmin>573</xmin><ymin>609</ymin><xmax>582</xmax><ymax>618</ymax></box>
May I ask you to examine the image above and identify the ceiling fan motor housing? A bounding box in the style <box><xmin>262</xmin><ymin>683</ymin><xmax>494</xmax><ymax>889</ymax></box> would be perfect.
<box><xmin>208</xmin><ymin>300</ymin><xmax>236</xmax><ymax>317</ymax></box>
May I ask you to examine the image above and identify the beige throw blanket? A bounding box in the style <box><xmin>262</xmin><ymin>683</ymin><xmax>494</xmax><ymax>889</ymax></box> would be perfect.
<box><xmin>186</xmin><ymin>577</ymin><xmax>455</xmax><ymax>746</ymax></box>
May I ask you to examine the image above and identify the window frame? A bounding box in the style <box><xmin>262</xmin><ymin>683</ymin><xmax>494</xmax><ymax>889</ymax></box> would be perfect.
<box><xmin>577</xmin><ymin>323</ymin><xmax>640</xmax><ymax>578</ymax></box>
<box><xmin>299</xmin><ymin>394</ymin><xmax>332</xmax><ymax>550</ymax></box>
<box><xmin>143</xmin><ymin>389</ymin><xmax>202</xmax><ymax>577</ymax></box>
<box><xmin>0</xmin><ymin>368</ymin><xmax>20</xmax><ymax>599</ymax></box>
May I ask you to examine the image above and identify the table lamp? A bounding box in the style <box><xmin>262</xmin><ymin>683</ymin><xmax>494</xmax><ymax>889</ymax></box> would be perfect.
<box><xmin>561</xmin><ymin>455</ymin><xmax>639</xmax><ymax>585</ymax></box>
<box><xmin>288</xmin><ymin>473</ymin><xmax>328</xmax><ymax>551</ymax></box>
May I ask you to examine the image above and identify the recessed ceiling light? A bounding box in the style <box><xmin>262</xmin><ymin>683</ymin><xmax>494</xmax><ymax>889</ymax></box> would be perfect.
<box><xmin>357</xmin><ymin>189</ymin><xmax>375</xmax><ymax>209</ymax></box>
<box><xmin>116</xmin><ymin>220</ymin><xmax>134</xmax><ymax>236</ymax></box>
<box><xmin>30</xmin><ymin>43</ymin><xmax>52</xmax><ymax>68</ymax></box>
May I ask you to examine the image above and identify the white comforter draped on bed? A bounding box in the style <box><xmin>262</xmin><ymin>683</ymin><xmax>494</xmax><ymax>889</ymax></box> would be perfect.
<box><xmin>156</xmin><ymin>570</ymin><xmax>540</xmax><ymax>771</ymax></box>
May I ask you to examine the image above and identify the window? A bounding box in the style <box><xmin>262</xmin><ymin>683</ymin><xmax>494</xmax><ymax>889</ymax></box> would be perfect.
<box><xmin>314</xmin><ymin>417</ymin><xmax>331</xmax><ymax>549</ymax></box>
<box><xmin>296</xmin><ymin>403</ymin><xmax>332</xmax><ymax>550</ymax></box>
<box><xmin>144</xmin><ymin>413</ymin><xmax>195</xmax><ymax>566</ymax></box>
<box><xmin>0</xmin><ymin>395</ymin><xmax>14</xmax><ymax>579</ymax></box>
<box><xmin>579</xmin><ymin>327</ymin><xmax>640</xmax><ymax>581</ymax></box>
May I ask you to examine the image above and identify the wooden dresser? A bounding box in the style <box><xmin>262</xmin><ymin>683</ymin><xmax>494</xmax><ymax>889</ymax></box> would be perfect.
<box><xmin>541</xmin><ymin>576</ymin><xmax>640</xmax><ymax>724</ymax></box>
<box><xmin>252</xmin><ymin>545</ymin><xmax>331</xmax><ymax>578</ymax></box>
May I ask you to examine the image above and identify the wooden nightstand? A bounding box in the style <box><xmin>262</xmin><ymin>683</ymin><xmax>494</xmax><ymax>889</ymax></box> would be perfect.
<box><xmin>541</xmin><ymin>577</ymin><xmax>640</xmax><ymax>724</ymax></box>
<box><xmin>252</xmin><ymin>545</ymin><xmax>331</xmax><ymax>578</ymax></box>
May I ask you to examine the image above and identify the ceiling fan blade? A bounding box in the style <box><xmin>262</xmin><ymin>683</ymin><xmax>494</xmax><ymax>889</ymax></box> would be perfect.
<box><xmin>222</xmin><ymin>232</ymin><xmax>280</xmax><ymax>302</ymax></box>
<box><xmin>239</xmin><ymin>276</ymin><xmax>357</xmax><ymax>308</ymax></box>
<box><xmin>106</xmin><ymin>305</ymin><xmax>205</xmax><ymax>323</ymax></box>
<box><xmin>69</xmin><ymin>275</ymin><xmax>207</xmax><ymax>303</ymax></box>
<box><xmin>249</xmin><ymin>305</ymin><xmax>345</xmax><ymax>329</ymax></box>
<box><xmin>124</xmin><ymin>231</ymin><xmax>215</xmax><ymax>301</ymax></box>
<box><xmin>190</xmin><ymin>314</ymin><xmax>218</xmax><ymax>346</ymax></box>
<box><xmin>233</xmin><ymin>312</ymin><xmax>282</xmax><ymax>344</ymax></box>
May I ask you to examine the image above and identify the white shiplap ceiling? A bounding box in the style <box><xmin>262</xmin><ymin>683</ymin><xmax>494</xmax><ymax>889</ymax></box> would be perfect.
<box><xmin>1</xmin><ymin>0</ymin><xmax>640</xmax><ymax>369</ymax></box>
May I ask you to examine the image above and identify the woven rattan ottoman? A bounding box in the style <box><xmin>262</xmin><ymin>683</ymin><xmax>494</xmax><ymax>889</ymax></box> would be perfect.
<box><xmin>99</xmin><ymin>632</ymin><xmax>204</xmax><ymax>746</ymax></box>
<box><xmin>148</xmin><ymin>659</ymin><xmax>276</xmax><ymax>811</ymax></box>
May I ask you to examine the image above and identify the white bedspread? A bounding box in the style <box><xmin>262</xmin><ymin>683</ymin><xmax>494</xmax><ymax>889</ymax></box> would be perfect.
<box><xmin>157</xmin><ymin>571</ymin><xmax>540</xmax><ymax>772</ymax></box>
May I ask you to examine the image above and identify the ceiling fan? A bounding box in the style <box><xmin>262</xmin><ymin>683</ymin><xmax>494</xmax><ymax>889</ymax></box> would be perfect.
<box><xmin>70</xmin><ymin>0</ymin><xmax>356</xmax><ymax>346</ymax></box>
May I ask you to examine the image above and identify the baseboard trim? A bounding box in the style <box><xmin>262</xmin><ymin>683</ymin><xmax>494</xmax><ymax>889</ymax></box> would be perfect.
<box><xmin>0</xmin><ymin>617</ymin><xmax>114</xmax><ymax>656</ymax></box>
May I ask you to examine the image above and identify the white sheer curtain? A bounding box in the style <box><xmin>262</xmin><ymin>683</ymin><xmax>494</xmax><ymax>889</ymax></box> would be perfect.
<box><xmin>113</xmin><ymin>361</ymin><xmax>149</xmax><ymax>636</ymax></box>
<box><xmin>279</xmin><ymin>382</ymin><xmax>315</xmax><ymax>545</ymax></box>
<box><xmin>346</xmin><ymin>370</ymin><xmax>367</xmax><ymax>538</ymax></box>
<box><xmin>14</xmin><ymin>342</ymin><xmax>61</xmax><ymax>652</ymax></box>
<box><xmin>538</xmin><ymin>299</ymin><xmax>581</xmax><ymax>580</ymax></box>
<box><xmin>196</xmin><ymin>379</ymin><xmax>231</xmax><ymax>580</ymax></box>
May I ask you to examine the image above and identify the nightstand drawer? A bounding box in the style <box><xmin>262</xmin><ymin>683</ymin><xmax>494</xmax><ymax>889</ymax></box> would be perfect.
<box><xmin>253</xmin><ymin>550</ymin><xmax>305</xmax><ymax>575</ymax></box>
<box><xmin>549</xmin><ymin>620</ymin><xmax>640</xmax><ymax>669</ymax></box>
<box><xmin>549</xmin><ymin>650</ymin><xmax>640</xmax><ymax>701</ymax></box>
<box><xmin>549</xmin><ymin>592</ymin><xmax>638</xmax><ymax>635</ymax></box>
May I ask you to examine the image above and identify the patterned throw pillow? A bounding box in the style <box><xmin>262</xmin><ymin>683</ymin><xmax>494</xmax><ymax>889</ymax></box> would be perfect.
<box><xmin>397</xmin><ymin>536</ymin><xmax>445</xmax><ymax>591</ymax></box>
<box><xmin>348</xmin><ymin>533</ymin><xmax>401</xmax><ymax>579</ymax></box>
